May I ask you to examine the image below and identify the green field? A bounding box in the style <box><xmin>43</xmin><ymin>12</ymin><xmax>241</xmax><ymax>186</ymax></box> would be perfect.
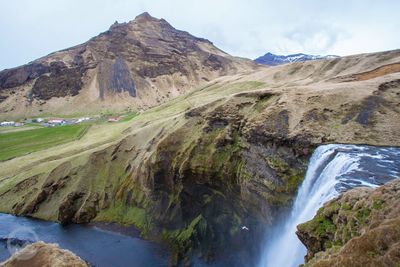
<box><xmin>0</xmin><ymin>124</ymin><xmax>90</xmax><ymax>161</ymax></box>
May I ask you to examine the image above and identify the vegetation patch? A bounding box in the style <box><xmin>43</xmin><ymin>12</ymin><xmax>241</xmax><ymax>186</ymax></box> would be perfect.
<box><xmin>161</xmin><ymin>214</ymin><xmax>207</xmax><ymax>264</ymax></box>
<box><xmin>95</xmin><ymin>201</ymin><xmax>153</xmax><ymax>234</ymax></box>
<box><xmin>266</xmin><ymin>156</ymin><xmax>305</xmax><ymax>195</ymax></box>
<box><xmin>0</xmin><ymin>124</ymin><xmax>90</xmax><ymax>161</ymax></box>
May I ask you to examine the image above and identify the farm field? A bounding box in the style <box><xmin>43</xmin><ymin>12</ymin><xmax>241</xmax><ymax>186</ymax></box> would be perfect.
<box><xmin>0</xmin><ymin>124</ymin><xmax>90</xmax><ymax>161</ymax></box>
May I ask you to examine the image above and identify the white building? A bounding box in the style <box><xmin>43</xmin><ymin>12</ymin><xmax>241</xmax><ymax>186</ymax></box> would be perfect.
<box><xmin>77</xmin><ymin>117</ymin><xmax>91</xmax><ymax>123</ymax></box>
<box><xmin>48</xmin><ymin>119</ymin><xmax>65</xmax><ymax>125</ymax></box>
<box><xmin>0</xmin><ymin>121</ymin><xmax>15</xmax><ymax>126</ymax></box>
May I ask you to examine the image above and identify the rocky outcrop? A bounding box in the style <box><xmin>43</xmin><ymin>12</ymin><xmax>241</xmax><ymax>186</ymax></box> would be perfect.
<box><xmin>31</xmin><ymin>63</ymin><xmax>85</xmax><ymax>100</ymax></box>
<box><xmin>1</xmin><ymin>242</ymin><xmax>89</xmax><ymax>267</ymax></box>
<box><xmin>297</xmin><ymin>179</ymin><xmax>400</xmax><ymax>267</ymax></box>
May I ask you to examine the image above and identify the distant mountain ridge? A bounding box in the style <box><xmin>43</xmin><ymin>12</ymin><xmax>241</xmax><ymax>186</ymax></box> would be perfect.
<box><xmin>254</xmin><ymin>52</ymin><xmax>339</xmax><ymax>66</ymax></box>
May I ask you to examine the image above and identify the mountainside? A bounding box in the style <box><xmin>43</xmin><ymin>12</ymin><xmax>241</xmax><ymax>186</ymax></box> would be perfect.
<box><xmin>0</xmin><ymin>48</ymin><xmax>399</xmax><ymax>265</ymax></box>
<box><xmin>0</xmin><ymin>12</ymin><xmax>257</xmax><ymax>120</ymax></box>
<box><xmin>254</xmin><ymin>52</ymin><xmax>339</xmax><ymax>66</ymax></box>
<box><xmin>297</xmin><ymin>179</ymin><xmax>400</xmax><ymax>267</ymax></box>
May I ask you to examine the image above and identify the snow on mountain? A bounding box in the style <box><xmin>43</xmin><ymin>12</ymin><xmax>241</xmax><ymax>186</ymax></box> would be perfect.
<box><xmin>254</xmin><ymin>52</ymin><xmax>340</xmax><ymax>66</ymax></box>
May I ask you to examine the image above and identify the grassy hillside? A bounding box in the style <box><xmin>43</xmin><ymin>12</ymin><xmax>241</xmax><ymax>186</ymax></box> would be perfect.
<box><xmin>0</xmin><ymin>124</ymin><xmax>90</xmax><ymax>161</ymax></box>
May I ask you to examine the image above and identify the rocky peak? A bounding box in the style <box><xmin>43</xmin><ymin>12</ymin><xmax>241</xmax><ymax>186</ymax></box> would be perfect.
<box><xmin>133</xmin><ymin>11</ymin><xmax>157</xmax><ymax>22</ymax></box>
<box><xmin>109</xmin><ymin>12</ymin><xmax>159</xmax><ymax>30</ymax></box>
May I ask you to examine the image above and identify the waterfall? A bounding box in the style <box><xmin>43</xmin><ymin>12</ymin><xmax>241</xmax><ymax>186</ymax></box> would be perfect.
<box><xmin>258</xmin><ymin>144</ymin><xmax>400</xmax><ymax>267</ymax></box>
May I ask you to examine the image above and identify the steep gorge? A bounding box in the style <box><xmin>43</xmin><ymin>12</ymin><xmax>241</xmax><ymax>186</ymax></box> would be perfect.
<box><xmin>0</xmin><ymin>83</ymin><xmax>312</xmax><ymax>265</ymax></box>
<box><xmin>0</xmin><ymin>36</ymin><xmax>400</xmax><ymax>265</ymax></box>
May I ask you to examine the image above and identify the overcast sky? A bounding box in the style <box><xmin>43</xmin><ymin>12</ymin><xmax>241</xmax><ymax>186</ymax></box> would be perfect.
<box><xmin>1</xmin><ymin>0</ymin><xmax>399</xmax><ymax>70</ymax></box>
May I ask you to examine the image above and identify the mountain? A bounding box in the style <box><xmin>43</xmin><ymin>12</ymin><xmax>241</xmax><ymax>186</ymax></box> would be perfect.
<box><xmin>254</xmin><ymin>52</ymin><xmax>339</xmax><ymax>66</ymax></box>
<box><xmin>0</xmin><ymin>12</ymin><xmax>257</xmax><ymax>119</ymax></box>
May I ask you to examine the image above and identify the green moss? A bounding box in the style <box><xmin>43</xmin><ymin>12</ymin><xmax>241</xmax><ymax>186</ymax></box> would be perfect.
<box><xmin>266</xmin><ymin>155</ymin><xmax>305</xmax><ymax>196</ymax></box>
<box><xmin>236</xmin><ymin>159</ymin><xmax>253</xmax><ymax>181</ymax></box>
<box><xmin>95</xmin><ymin>201</ymin><xmax>153</xmax><ymax>234</ymax></box>
<box><xmin>372</xmin><ymin>200</ymin><xmax>383</xmax><ymax>210</ymax></box>
<box><xmin>315</xmin><ymin>216</ymin><xmax>336</xmax><ymax>236</ymax></box>
<box><xmin>253</xmin><ymin>95</ymin><xmax>275</xmax><ymax>112</ymax></box>
<box><xmin>325</xmin><ymin>240</ymin><xmax>332</xmax><ymax>249</ymax></box>
<box><xmin>333</xmin><ymin>240</ymin><xmax>343</xmax><ymax>246</ymax></box>
<box><xmin>161</xmin><ymin>214</ymin><xmax>207</xmax><ymax>262</ymax></box>
<box><xmin>355</xmin><ymin>208</ymin><xmax>371</xmax><ymax>225</ymax></box>
<box><xmin>285</xmin><ymin>171</ymin><xmax>304</xmax><ymax>192</ymax></box>
<box><xmin>162</xmin><ymin>215</ymin><xmax>205</xmax><ymax>242</ymax></box>
<box><xmin>324</xmin><ymin>202</ymin><xmax>341</xmax><ymax>215</ymax></box>
<box><xmin>342</xmin><ymin>202</ymin><xmax>352</xmax><ymax>210</ymax></box>
<box><xmin>300</xmin><ymin>207</ymin><xmax>337</xmax><ymax>238</ymax></box>
<box><xmin>261</xmin><ymin>191</ymin><xmax>292</xmax><ymax>206</ymax></box>
<box><xmin>177</xmin><ymin>215</ymin><xmax>206</xmax><ymax>243</ymax></box>
<box><xmin>267</xmin><ymin>156</ymin><xmax>288</xmax><ymax>170</ymax></box>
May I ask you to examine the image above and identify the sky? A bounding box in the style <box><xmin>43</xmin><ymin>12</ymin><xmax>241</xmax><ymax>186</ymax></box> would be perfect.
<box><xmin>1</xmin><ymin>0</ymin><xmax>400</xmax><ymax>70</ymax></box>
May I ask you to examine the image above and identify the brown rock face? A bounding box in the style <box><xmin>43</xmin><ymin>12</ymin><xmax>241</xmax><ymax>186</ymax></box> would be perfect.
<box><xmin>1</xmin><ymin>242</ymin><xmax>88</xmax><ymax>267</ymax></box>
<box><xmin>297</xmin><ymin>179</ymin><xmax>400</xmax><ymax>267</ymax></box>
<box><xmin>0</xmin><ymin>12</ymin><xmax>256</xmax><ymax>118</ymax></box>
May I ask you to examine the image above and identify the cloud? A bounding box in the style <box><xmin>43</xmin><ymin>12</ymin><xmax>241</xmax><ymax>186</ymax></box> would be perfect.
<box><xmin>276</xmin><ymin>24</ymin><xmax>350</xmax><ymax>55</ymax></box>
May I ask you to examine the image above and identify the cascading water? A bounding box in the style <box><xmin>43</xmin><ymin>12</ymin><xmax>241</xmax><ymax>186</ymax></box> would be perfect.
<box><xmin>258</xmin><ymin>144</ymin><xmax>400</xmax><ymax>267</ymax></box>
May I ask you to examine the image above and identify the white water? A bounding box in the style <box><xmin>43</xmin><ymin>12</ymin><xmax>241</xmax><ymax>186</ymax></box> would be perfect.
<box><xmin>258</xmin><ymin>144</ymin><xmax>400</xmax><ymax>267</ymax></box>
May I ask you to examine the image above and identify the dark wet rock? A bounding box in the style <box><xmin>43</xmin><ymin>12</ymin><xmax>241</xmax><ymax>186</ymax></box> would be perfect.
<box><xmin>305</xmin><ymin>108</ymin><xmax>328</xmax><ymax>122</ymax></box>
<box><xmin>355</xmin><ymin>96</ymin><xmax>384</xmax><ymax>125</ymax></box>
<box><xmin>378</xmin><ymin>79</ymin><xmax>400</xmax><ymax>92</ymax></box>
<box><xmin>58</xmin><ymin>192</ymin><xmax>85</xmax><ymax>225</ymax></box>
<box><xmin>342</xmin><ymin>95</ymin><xmax>386</xmax><ymax>126</ymax></box>
<box><xmin>98</xmin><ymin>57</ymin><xmax>136</xmax><ymax>99</ymax></box>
